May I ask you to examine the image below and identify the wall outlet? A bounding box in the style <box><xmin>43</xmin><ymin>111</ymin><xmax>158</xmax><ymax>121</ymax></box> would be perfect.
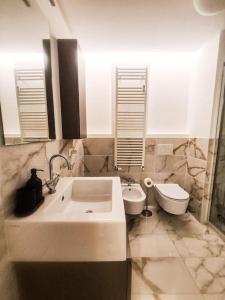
<box><xmin>156</xmin><ymin>144</ymin><xmax>174</xmax><ymax>156</ymax></box>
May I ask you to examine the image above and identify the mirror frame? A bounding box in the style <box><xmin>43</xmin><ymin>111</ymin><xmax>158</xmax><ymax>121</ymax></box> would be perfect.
<box><xmin>43</xmin><ymin>39</ymin><xmax>56</xmax><ymax>140</ymax></box>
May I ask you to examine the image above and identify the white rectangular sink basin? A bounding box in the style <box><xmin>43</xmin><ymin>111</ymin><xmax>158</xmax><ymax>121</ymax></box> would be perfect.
<box><xmin>5</xmin><ymin>177</ymin><xmax>126</xmax><ymax>262</ymax></box>
<box><xmin>45</xmin><ymin>178</ymin><xmax>112</xmax><ymax>214</ymax></box>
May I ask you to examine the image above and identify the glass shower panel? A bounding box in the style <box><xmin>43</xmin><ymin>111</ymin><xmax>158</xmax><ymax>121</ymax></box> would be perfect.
<box><xmin>210</xmin><ymin>68</ymin><xmax>225</xmax><ymax>234</ymax></box>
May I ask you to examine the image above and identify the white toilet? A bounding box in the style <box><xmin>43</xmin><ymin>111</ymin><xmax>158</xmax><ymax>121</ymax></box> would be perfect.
<box><xmin>121</xmin><ymin>183</ymin><xmax>146</xmax><ymax>215</ymax></box>
<box><xmin>154</xmin><ymin>183</ymin><xmax>189</xmax><ymax>215</ymax></box>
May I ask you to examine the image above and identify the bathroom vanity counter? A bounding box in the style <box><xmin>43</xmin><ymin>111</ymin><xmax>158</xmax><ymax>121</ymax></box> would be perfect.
<box><xmin>5</xmin><ymin>177</ymin><xmax>126</xmax><ymax>262</ymax></box>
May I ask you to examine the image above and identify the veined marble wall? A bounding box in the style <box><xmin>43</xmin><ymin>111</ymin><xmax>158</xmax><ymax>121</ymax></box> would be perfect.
<box><xmin>186</xmin><ymin>138</ymin><xmax>209</xmax><ymax>220</ymax></box>
<box><xmin>207</xmin><ymin>136</ymin><xmax>225</xmax><ymax>232</ymax></box>
<box><xmin>83</xmin><ymin>137</ymin><xmax>210</xmax><ymax>220</ymax></box>
<box><xmin>0</xmin><ymin>139</ymin><xmax>84</xmax><ymax>300</ymax></box>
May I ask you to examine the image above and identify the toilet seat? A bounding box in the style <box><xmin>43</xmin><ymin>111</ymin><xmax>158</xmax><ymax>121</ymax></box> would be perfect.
<box><xmin>155</xmin><ymin>184</ymin><xmax>189</xmax><ymax>201</ymax></box>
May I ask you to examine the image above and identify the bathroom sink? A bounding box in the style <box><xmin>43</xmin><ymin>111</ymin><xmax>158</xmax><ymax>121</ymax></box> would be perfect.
<box><xmin>5</xmin><ymin>177</ymin><xmax>126</xmax><ymax>262</ymax></box>
<box><xmin>44</xmin><ymin>178</ymin><xmax>112</xmax><ymax>214</ymax></box>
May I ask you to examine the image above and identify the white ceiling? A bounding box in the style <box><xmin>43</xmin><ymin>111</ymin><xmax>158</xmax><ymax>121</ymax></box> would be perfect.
<box><xmin>59</xmin><ymin>0</ymin><xmax>225</xmax><ymax>52</ymax></box>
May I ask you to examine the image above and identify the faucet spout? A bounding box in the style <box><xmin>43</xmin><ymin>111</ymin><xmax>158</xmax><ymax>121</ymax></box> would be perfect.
<box><xmin>49</xmin><ymin>154</ymin><xmax>71</xmax><ymax>180</ymax></box>
<box><xmin>45</xmin><ymin>154</ymin><xmax>71</xmax><ymax>194</ymax></box>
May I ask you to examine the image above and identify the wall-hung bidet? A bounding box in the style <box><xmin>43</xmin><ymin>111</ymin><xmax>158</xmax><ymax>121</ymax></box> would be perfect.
<box><xmin>122</xmin><ymin>182</ymin><xmax>146</xmax><ymax>215</ymax></box>
<box><xmin>154</xmin><ymin>184</ymin><xmax>190</xmax><ymax>215</ymax></box>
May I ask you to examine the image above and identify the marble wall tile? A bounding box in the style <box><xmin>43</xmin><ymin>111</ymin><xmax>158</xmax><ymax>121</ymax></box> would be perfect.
<box><xmin>144</xmin><ymin>139</ymin><xmax>188</xmax><ymax>190</ymax></box>
<box><xmin>0</xmin><ymin>142</ymin><xmax>47</xmax><ymax>214</ymax></box>
<box><xmin>185</xmin><ymin>155</ymin><xmax>208</xmax><ymax>220</ymax></box>
<box><xmin>155</xmin><ymin>156</ymin><xmax>187</xmax><ymax>174</ymax></box>
<box><xmin>59</xmin><ymin>140</ymin><xmax>84</xmax><ymax>177</ymax></box>
<box><xmin>155</xmin><ymin>138</ymin><xmax>189</xmax><ymax>156</ymax></box>
<box><xmin>202</xmin><ymin>139</ymin><xmax>217</xmax><ymax>223</ymax></box>
<box><xmin>185</xmin><ymin>138</ymin><xmax>212</xmax><ymax>221</ymax></box>
<box><xmin>118</xmin><ymin>169</ymin><xmax>143</xmax><ymax>184</ymax></box>
<box><xmin>0</xmin><ymin>139</ymin><xmax>84</xmax><ymax>300</ymax></box>
<box><xmin>185</xmin><ymin>177</ymin><xmax>204</xmax><ymax>220</ymax></box>
<box><xmin>145</xmin><ymin>139</ymin><xmax>156</xmax><ymax>155</ymax></box>
<box><xmin>143</xmin><ymin>155</ymin><xmax>155</xmax><ymax>172</ymax></box>
<box><xmin>0</xmin><ymin>140</ymin><xmax>83</xmax><ymax>215</ymax></box>
<box><xmin>189</xmin><ymin>138</ymin><xmax>209</xmax><ymax>161</ymax></box>
<box><xmin>205</xmin><ymin>139</ymin><xmax>217</xmax><ymax>186</ymax></box>
<box><xmin>83</xmin><ymin>138</ymin><xmax>114</xmax><ymax>155</ymax></box>
<box><xmin>83</xmin><ymin>138</ymin><xmax>189</xmax><ymax>193</ymax></box>
<box><xmin>186</xmin><ymin>157</ymin><xmax>207</xmax><ymax>184</ymax></box>
<box><xmin>205</xmin><ymin>137</ymin><xmax>225</xmax><ymax>232</ymax></box>
<box><xmin>83</xmin><ymin>137</ymin><xmax>213</xmax><ymax>222</ymax></box>
<box><xmin>84</xmin><ymin>155</ymin><xmax>114</xmax><ymax>176</ymax></box>
<box><xmin>141</xmin><ymin>172</ymin><xmax>186</xmax><ymax>190</ymax></box>
<box><xmin>84</xmin><ymin>148</ymin><xmax>145</xmax><ymax>183</ymax></box>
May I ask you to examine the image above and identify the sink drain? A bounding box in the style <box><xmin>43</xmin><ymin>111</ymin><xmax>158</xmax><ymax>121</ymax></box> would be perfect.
<box><xmin>85</xmin><ymin>209</ymin><xmax>93</xmax><ymax>213</ymax></box>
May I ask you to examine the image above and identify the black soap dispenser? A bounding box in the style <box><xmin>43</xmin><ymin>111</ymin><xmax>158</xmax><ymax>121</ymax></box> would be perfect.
<box><xmin>26</xmin><ymin>168</ymin><xmax>44</xmax><ymax>204</ymax></box>
<box><xmin>14</xmin><ymin>169</ymin><xmax>45</xmax><ymax>217</ymax></box>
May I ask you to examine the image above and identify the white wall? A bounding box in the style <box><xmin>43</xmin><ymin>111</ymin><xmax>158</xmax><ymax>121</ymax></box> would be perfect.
<box><xmin>188</xmin><ymin>34</ymin><xmax>220</xmax><ymax>138</ymax></box>
<box><xmin>84</xmin><ymin>52</ymin><xmax>195</xmax><ymax>136</ymax></box>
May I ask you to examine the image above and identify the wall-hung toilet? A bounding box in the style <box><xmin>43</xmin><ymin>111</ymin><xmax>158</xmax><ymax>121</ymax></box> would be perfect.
<box><xmin>154</xmin><ymin>184</ymin><xmax>189</xmax><ymax>215</ymax></box>
<box><xmin>121</xmin><ymin>184</ymin><xmax>146</xmax><ymax>215</ymax></box>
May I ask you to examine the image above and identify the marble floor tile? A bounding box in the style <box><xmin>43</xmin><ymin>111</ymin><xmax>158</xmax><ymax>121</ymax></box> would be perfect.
<box><xmin>185</xmin><ymin>257</ymin><xmax>225</xmax><ymax>294</ymax></box>
<box><xmin>129</xmin><ymin>234</ymin><xmax>179</xmax><ymax>258</ymax></box>
<box><xmin>128</xmin><ymin>212</ymin><xmax>167</xmax><ymax>237</ymax></box>
<box><xmin>157</xmin><ymin>211</ymin><xmax>206</xmax><ymax>238</ymax></box>
<box><xmin>171</xmin><ymin>233</ymin><xmax>225</xmax><ymax>258</ymax></box>
<box><xmin>132</xmin><ymin>258</ymin><xmax>199</xmax><ymax>295</ymax></box>
<box><xmin>132</xmin><ymin>295</ymin><xmax>204</xmax><ymax>300</ymax></box>
<box><xmin>129</xmin><ymin>209</ymin><xmax>225</xmax><ymax>298</ymax></box>
<box><xmin>203</xmin><ymin>294</ymin><xmax>225</xmax><ymax>300</ymax></box>
<box><xmin>128</xmin><ymin>210</ymin><xmax>207</xmax><ymax>239</ymax></box>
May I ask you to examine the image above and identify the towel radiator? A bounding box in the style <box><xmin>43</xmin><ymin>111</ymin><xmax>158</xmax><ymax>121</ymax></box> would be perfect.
<box><xmin>114</xmin><ymin>67</ymin><xmax>147</xmax><ymax>168</ymax></box>
<box><xmin>15</xmin><ymin>69</ymin><xmax>49</xmax><ymax>142</ymax></box>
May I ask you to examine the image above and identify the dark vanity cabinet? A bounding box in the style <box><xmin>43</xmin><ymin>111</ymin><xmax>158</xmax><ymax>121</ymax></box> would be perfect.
<box><xmin>57</xmin><ymin>39</ymin><xmax>87</xmax><ymax>139</ymax></box>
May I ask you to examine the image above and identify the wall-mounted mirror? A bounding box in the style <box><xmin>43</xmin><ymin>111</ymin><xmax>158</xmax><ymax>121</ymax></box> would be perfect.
<box><xmin>0</xmin><ymin>0</ymin><xmax>55</xmax><ymax>146</ymax></box>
